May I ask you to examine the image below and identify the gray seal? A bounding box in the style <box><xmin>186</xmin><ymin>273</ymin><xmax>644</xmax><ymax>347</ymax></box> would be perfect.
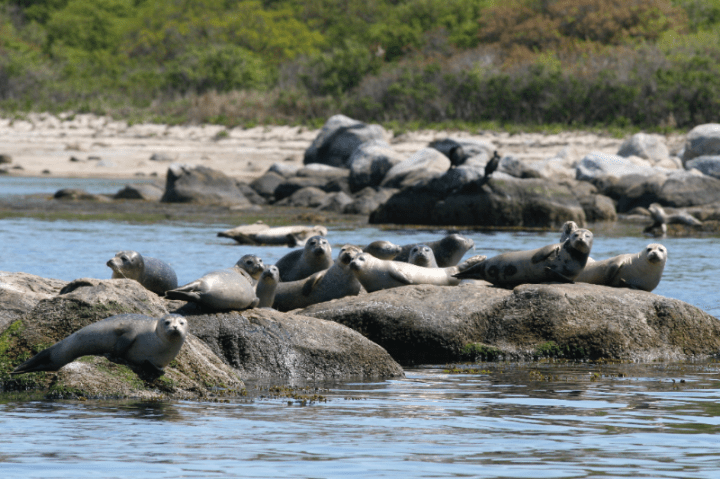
<box><xmin>11</xmin><ymin>314</ymin><xmax>188</xmax><ymax>375</ymax></box>
<box><xmin>559</xmin><ymin>221</ymin><xmax>594</xmax><ymax>263</ymax></box>
<box><xmin>255</xmin><ymin>265</ymin><xmax>280</xmax><ymax>308</ymax></box>
<box><xmin>274</xmin><ymin>235</ymin><xmax>333</xmax><ymax>282</ymax></box>
<box><xmin>394</xmin><ymin>234</ymin><xmax>475</xmax><ymax>267</ymax></box>
<box><xmin>235</xmin><ymin>254</ymin><xmax>265</xmax><ymax>285</ymax></box>
<box><xmin>575</xmin><ymin>243</ymin><xmax>667</xmax><ymax>292</ymax></box>
<box><xmin>363</xmin><ymin>240</ymin><xmax>403</xmax><ymax>260</ymax></box>
<box><xmin>273</xmin><ymin>245</ymin><xmax>364</xmax><ymax>312</ymax></box>
<box><xmin>408</xmin><ymin>245</ymin><xmax>438</xmax><ymax>268</ymax></box>
<box><xmin>166</xmin><ymin>266</ymin><xmax>259</xmax><ymax>311</ymax></box>
<box><xmin>453</xmin><ymin>228</ymin><xmax>594</xmax><ymax>287</ymax></box>
<box><xmin>107</xmin><ymin>251</ymin><xmax>178</xmax><ymax>295</ymax></box>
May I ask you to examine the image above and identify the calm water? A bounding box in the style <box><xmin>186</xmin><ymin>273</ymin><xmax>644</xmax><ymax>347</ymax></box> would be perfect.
<box><xmin>2</xmin><ymin>177</ymin><xmax>720</xmax><ymax>478</ymax></box>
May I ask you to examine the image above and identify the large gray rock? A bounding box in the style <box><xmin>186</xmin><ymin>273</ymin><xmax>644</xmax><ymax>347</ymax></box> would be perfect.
<box><xmin>617</xmin><ymin>133</ymin><xmax>670</xmax><ymax>163</ymax></box>
<box><xmin>114</xmin><ymin>183</ymin><xmax>164</xmax><ymax>201</ymax></box>
<box><xmin>686</xmin><ymin>155</ymin><xmax>720</xmax><ymax>179</ymax></box>
<box><xmin>428</xmin><ymin>165</ymin><xmax>485</xmax><ymax>195</ymax></box>
<box><xmin>273</xmin><ymin>176</ymin><xmax>331</xmax><ymax>202</ymax></box>
<box><xmin>300</xmin><ymin>283</ymin><xmax>720</xmax><ymax>364</ymax></box>
<box><xmin>304</xmin><ymin>115</ymin><xmax>387</xmax><ymax>168</ymax></box>
<box><xmin>348</xmin><ymin>140</ymin><xmax>405</xmax><ymax>192</ymax></box>
<box><xmin>682</xmin><ymin>124</ymin><xmax>720</xmax><ymax>165</ymax></box>
<box><xmin>577</xmin><ymin>151</ymin><xmax>654</xmax><ymax>181</ymax></box>
<box><xmin>343</xmin><ymin>187</ymin><xmax>399</xmax><ymax>215</ymax></box>
<box><xmin>0</xmin><ymin>272</ymin><xmax>66</xmax><ymax>333</ymax></box>
<box><xmin>380</xmin><ymin>148</ymin><xmax>450</xmax><ymax>189</ymax></box>
<box><xmin>161</xmin><ymin>164</ymin><xmax>251</xmax><ymax>207</ymax></box>
<box><xmin>275</xmin><ymin>186</ymin><xmax>328</xmax><ymax>208</ymax></box>
<box><xmin>171</xmin><ymin>306</ymin><xmax>404</xmax><ymax>380</ymax></box>
<box><xmin>250</xmin><ymin>171</ymin><xmax>285</xmax><ymax>201</ymax></box>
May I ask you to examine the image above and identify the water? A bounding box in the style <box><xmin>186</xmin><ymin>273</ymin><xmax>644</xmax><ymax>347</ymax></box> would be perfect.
<box><xmin>2</xmin><ymin>177</ymin><xmax>720</xmax><ymax>478</ymax></box>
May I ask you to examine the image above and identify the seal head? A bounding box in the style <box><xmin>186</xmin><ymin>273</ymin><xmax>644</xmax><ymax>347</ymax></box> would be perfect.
<box><xmin>107</xmin><ymin>250</ymin><xmax>178</xmax><ymax>296</ymax></box>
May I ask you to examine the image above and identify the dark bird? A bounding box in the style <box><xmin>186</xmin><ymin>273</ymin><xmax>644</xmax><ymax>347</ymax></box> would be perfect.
<box><xmin>478</xmin><ymin>150</ymin><xmax>501</xmax><ymax>186</ymax></box>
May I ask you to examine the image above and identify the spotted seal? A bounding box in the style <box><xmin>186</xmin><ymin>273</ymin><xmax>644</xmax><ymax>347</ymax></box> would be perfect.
<box><xmin>575</xmin><ymin>243</ymin><xmax>667</xmax><ymax>292</ymax></box>
<box><xmin>166</xmin><ymin>266</ymin><xmax>258</xmax><ymax>311</ymax></box>
<box><xmin>394</xmin><ymin>234</ymin><xmax>475</xmax><ymax>267</ymax></box>
<box><xmin>11</xmin><ymin>314</ymin><xmax>188</xmax><ymax>375</ymax></box>
<box><xmin>274</xmin><ymin>235</ymin><xmax>333</xmax><ymax>282</ymax></box>
<box><xmin>107</xmin><ymin>251</ymin><xmax>178</xmax><ymax>295</ymax></box>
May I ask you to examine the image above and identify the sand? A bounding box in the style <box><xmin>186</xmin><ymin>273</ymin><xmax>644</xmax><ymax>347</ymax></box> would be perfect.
<box><xmin>0</xmin><ymin>112</ymin><xmax>686</xmax><ymax>182</ymax></box>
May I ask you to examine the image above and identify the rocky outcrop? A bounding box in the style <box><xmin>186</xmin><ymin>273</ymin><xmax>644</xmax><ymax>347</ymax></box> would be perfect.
<box><xmin>617</xmin><ymin>133</ymin><xmax>670</xmax><ymax>164</ymax></box>
<box><xmin>303</xmin><ymin>115</ymin><xmax>387</xmax><ymax>168</ymax></box>
<box><xmin>348</xmin><ymin>140</ymin><xmax>405</xmax><ymax>192</ymax></box>
<box><xmin>682</xmin><ymin>124</ymin><xmax>720</xmax><ymax>165</ymax></box>
<box><xmin>380</xmin><ymin>148</ymin><xmax>450</xmax><ymax>189</ymax></box>
<box><xmin>576</xmin><ymin>151</ymin><xmax>654</xmax><ymax>181</ymax></box>
<box><xmin>300</xmin><ymin>283</ymin><xmax>720</xmax><ymax>365</ymax></box>
<box><xmin>686</xmin><ymin>156</ymin><xmax>720</xmax><ymax>180</ymax></box>
<box><xmin>0</xmin><ymin>272</ymin><xmax>66</xmax><ymax>332</ymax></box>
<box><xmin>161</xmin><ymin>164</ymin><xmax>252</xmax><ymax>207</ymax></box>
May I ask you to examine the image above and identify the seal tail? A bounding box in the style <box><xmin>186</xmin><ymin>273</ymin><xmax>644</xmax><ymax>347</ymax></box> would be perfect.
<box><xmin>165</xmin><ymin>282</ymin><xmax>203</xmax><ymax>302</ymax></box>
<box><xmin>11</xmin><ymin>347</ymin><xmax>59</xmax><ymax>375</ymax></box>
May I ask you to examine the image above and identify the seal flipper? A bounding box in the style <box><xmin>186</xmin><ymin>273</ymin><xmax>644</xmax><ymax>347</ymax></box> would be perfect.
<box><xmin>389</xmin><ymin>265</ymin><xmax>413</xmax><ymax>285</ymax></box>
<box><xmin>11</xmin><ymin>346</ymin><xmax>59</xmax><ymax>374</ymax></box>
<box><xmin>301</xmin><ymin>271</ymin><xmax>326</xmax><ymax>296</ymax></box>
<box><xmin>112</xmin><ymin>328</ymin><xmax>139</xmax><ymax>357</ymax></box>
<box><xmin>165</xmin><ymin>281</ymin><xmax>203</xmax><ymax>302</ymax></box>
<box><xmin>532</xmin><ymin>245</ymin><xmax>560</xmax><ymax>264</ymax></box>
<box><xmin>545</xmin><ymin>267</ymin><xmax>575</xmax><ymax>283</ymax></box>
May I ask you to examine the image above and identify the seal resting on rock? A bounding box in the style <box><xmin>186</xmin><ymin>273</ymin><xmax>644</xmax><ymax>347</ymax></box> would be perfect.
<box><xmin>107</xmin><ymin>251</ymin><xmax>178</xmax><ymax>295</ymax></box>
<box><xmin>363</xmin><ymin>240</ymin><xmax>403</xmax><ymax>260</ymax></box>
<box><xmin>273</xmin><ymin>245</ymin><xmax>364</xmax><ymax>312</ymax></box>
<box><xmin>235</xmin><ymin>254</ymin><xmax>265</xmax><ymax>285</ymax></box>
<box><xmin>453</xmin><ymin>228</ymin><xmax>593</xmax><ymax>287</ymax></box>
<box><xmin>274</xmin><ymin>235</ymin><xmax>333</xmax><ymax>282</ymax></box>
<box><xmin>575</xmin><ymin>243</ymin><xmax>667</xmax><ymax>292</ymax></box>
<box><xmin>559</xmin><ymin>221</ymin><xmax>594</xmax><ymax>263</ymax></box>
<box><xmin>408</xmin><ymin>245</ymin><xmax>439</xmax><ymax>268</ymax></box>
<box><xmin>166</xmin><ymin>266</ymin><xmax>259</xmax><ymax>311</ymax></box>
<box><xmin>11</xmin><ymin>314</ymin><xmax>188</xmax><ymax>375</ymax></box>
<box><xmin>255</xmin><ymin>265</ymin><xmax>280</xmax><ymax>308</ymax></box>
<box><xmin>644</xmin><ymin>203</ymin><xmax>702</xmax><ymax>237</ymax></box>
<box><xmin>394</xmin><ymin>234</ymin><xmax>475</xmax><ymax>267</ymax></box>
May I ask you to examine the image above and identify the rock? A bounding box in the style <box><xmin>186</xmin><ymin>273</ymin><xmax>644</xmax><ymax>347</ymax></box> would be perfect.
<box><xmin>497</xmin><ymin>155</ymin><xmax>543</xmax><ymax>179</ymax></box>
<box><xmin>0</xmin><ymin>272</ymin><xmax>66</xmax><ymax>333</ymax></box>
<box><xmin>595</xmin><ymin>174</ymin><xmax>667</xmax><ymax>212</ymax></box>
<box><xmin>236</xmin><ymin>182</ymin><xmax>267</xmax><ymax>205</ymax></box>
<box><xmin>576</xmin><ymin>151</ymin><xmax>655</xmax><ymax>181</ymax></box>
<box><xmin>250</xmin><ymin>171</ymin><xmax>285</xmax><ymax>201</ymax></box>
<box><xmin>525</xmin><ymin>157</ymin><xmax>576</xmax><ymax>180</ymax></box>
<box><xmin>682</xmin><ymin>124</ymin><xmax>720</xmax><ymax>165</ymax></box>
<box><xmin>659</xmin><ymin>174</ymin><xmax>720</xmax><ymax>207</ymax></box>
<box><xmin>276</xmin><ymin>186</ymin><xmax>328</xmax><ymax>208</ymax></box>
<box><xmin>617</xmin><ymin>133</ymin><xmax>670</xmax><ymax>163</ymax></box>
<box><xmin>53</xmin><ymin>189</ymin><xmax>111</xmax><ymax>202</ymax></box>
<box><xmin>161</xmin><ymin>164</ymin><xmax>251</xmax><ymax>207</ymax></box>
<box><xmin>427</xmin><ymin>165</ymin><xmax>485</xmax><ymax>196</ymax></box>
<box><xmin>380</xmin><ymin>148</ymin><xmax>450</xmax><ymax>189</ymax></box>
<box><xmin>0</xmin><ymin>154</ymin><xmax>12</xmax><ymax>164</ymax></box>
<box><xmin>114</xmin><ymin>183</ymin><xmax>164</xmax><ymax>201</ymax></box>
<box><xmin>317</xmin><ymin>191</ymin><xmax>354</xmax><ymax>213</ymax></box>
<box><xmin>428</xmin><ymin>138</ymin><xmax>495</xmax><ymax>166</ymax></box>
<box><xmin>343</xmin><ymin>187</ymin><xmax>399</xmax><ymax>215</ymax></box>
<box><xmin>296</xmin><ymin>163</ymin><xmax>348</xmax><ymax>179</ymax></box>
<box><xmin>300</xmin><ymin>283</ymin><xmax>720</xmax><ymax>364</ymax></box>
<box><xmin>348</xmin><ymin>140</ymin><xmax>405</xmax><ymax>192</ymax></box>
<box><xmin>267</xmin><ymin>162</ymin><xmax>301</xmax><ymax>178</ymax></box>
<box><xmin>170</xmin><ymin>306</ymin><xmax>405</xmax><ymax>380</ymax></box>
<box><xmin>273</xmin><ymin>176</ymin><xmax>330</xmax><ymax>202</ymax></box>
<box><xmin>685</xmin><ymin>155</ymin><xmax>720</xmax><ymax>180</ymax></box>
<box><xmin>577</xmin><ymin>194</ymin><xmax>617</xmax><ymax>222</ymax></box>
<box><xmin>304</xmin><ymin>114</ymin><xmax>387</xmax><ymax>168</ymax></box>
<box><xmin>150</xmin><ymin>153</ymin><xmax>175</xmax><ymax>162</ymax></box>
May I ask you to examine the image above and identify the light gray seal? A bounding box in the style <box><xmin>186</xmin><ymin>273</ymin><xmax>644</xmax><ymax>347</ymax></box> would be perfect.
<box><xmin>255</xmin><ymin>265</ymin><xmax>280</xmax><ymax>308</ymax></box>
<box><xmin>235</xmin><ymin>254</ymin><xmax>265</xmax><ymax>285</ymax></box>
<box><xmin>408</xmin><ymin>245</ymin><xmax>439</xmax><ymax>268</ymax></box>
<box><xmin>453</xmin><ymin>228</ymin><xmax>594</xmax><ymax>287</ymax></box>
<box><xmin>394</xmin><ymin>234</ymin><xmax>475</xmax><ymax>267</ymax></box>
<box><xmin>363</xmin><ymin>240</ymin><xmax>403</xmax><ymax>260</ymax></box>
<box><xmin>273</xmin><ymin>245</ymin><xmax>364</xmax><ymax>312</ymax></box>
<box><xmin>274</xmin><ymin>235</ymin><xmax>333</xmax><ymax>282</ymax></box>
<box><xmin>11</xmin><ymin>314</ymin><xmax>188</xmax><ymax>375</ymax></box>
<box><xmin>107</xmin><ymin>251</ymin><xmax>178</xmax><ymax>295</ymax></box>
<box><xmin>166</xmin><ymin>266</ymin><xmax>259</xmax><ymax>311</ymax></box>
<box><xmin>575</xmin><ymin>243</ymin><xmax>667</xmax><ymax>292</ymax></box>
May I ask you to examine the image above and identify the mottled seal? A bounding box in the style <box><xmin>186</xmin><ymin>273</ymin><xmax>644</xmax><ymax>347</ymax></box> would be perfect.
<box><xmin>363</xmin><ymin>240</ymin><xmax>402</xmax><ymax>260</ymax></box>
<box><xmin>166</xmin><ymin>266</ymin><xmax>259</xmax><ymax>311</ymax></box>
<box><xmin>575</xmin><ymin>243</ymin><xmax>667</xmax><ymax>292</ymax></box>
<box><xmin>107</xmin><ymin>251</ymin><xmax>178</xmax><ymax>295</ymax></box>
<box><xmin>255</xmin><ymin>265</ymin><xmax>280</xmax><ymax>308</ymax></box>
<box><xmin>11</xmin><ymin>314</ymin><xmax>188</xmax><ymax>375</ymax></box>
<box><xmin>394</xmin><ymin>234</ymin><xmax>475</xmax><ymax>267</ymax></box>
<box><xmin>235</xmin><ymin>254</ymin><xmax>265</xmax><ymax>284</ymax></box>
<box><xmin>408</xmin><ymin>245</ymin><xmax>439</xmax><ymax>268</ymax></box>
<box><xmin>273</xmin><ymin>245</ymin><xmax>364</xmax><ymax>312</ymax></box>
<box><xmin>560</xmin><ymin>221</ymin><xmax>594</xmax><ymax>263</ymax></box>
<box><xmin>453</xmin><ymin>228</ymin><xmax>594</xmax><ymax>287</ymax></box>
<box><xmin>274</xmin><ymin>235</ymin><xmax>333</xmax><ymax>282</ymax></box>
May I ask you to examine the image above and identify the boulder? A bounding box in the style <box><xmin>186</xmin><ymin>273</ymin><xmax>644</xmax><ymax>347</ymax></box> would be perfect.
<box><xmin>161</xmin><ymin>164</ymin><xmax>251</xmax><ymax>207</ymax></box>
<box><xmin>304</xmin><ymin>115</ymin><xmax>387</xmax><ymax>168</ymax></box>
<box><xmin>317</xmin><ymin>191</ymin><xmax>354</xmax><ymax>213</ymax></box>
<box><xmin>428</xmin><ymin>138</ymin><xmax>495</xmax><ymax>166</ymax></box>
<box><xmin>267</xmin><ymin>162</ymin><xmax>301</xmax><ymax>178</ymax></box>
<box><xmin>170</xmin><ymin>305</ymin><xmax>405</xmax><ymax>380</ymax></box>
<box><xmin>577</xmin><ymin>194</ymin><xmax>617</xmax><ymax>222</ymax></box>
<box><xmin>380</xmin><ymin>148</ymin><xmax>450</xmax><ymax>189</ymax></box>
<box><xmin>0</xmin><ymin>272</ymin><xmax>66</xmax><ymax>333</ymax></box>
<box><xmin>576</xmin><ymin>151</ymin><xmax>654</xmax><ymax>182</ymax></box>
<box><xmin>53</xmin><ymin>189</ymin><xmax>111</xmax><ymax>202</ymax></box>
<box><xmin>296</xmin><ymin>163</ymin><xmax>349</xmax><ymax>179</ymax></box>
<box><xmin>348</xmin><ymin>140</ymin><xmax>405</xmax><ymax>192</ymax></box>
<box><xmin>273</xmin><ymin>176</ymin><xmax>331</xmax><ymax>202</ymax></box>
<box><xmin>427</xmin><ymin>165</ymin><xmax>485</xmax><ymax>196</ymax></box>
<box><xmin>685</xmin><ymin>155</ymin><xmax>720</xmax><ymax>180</ymax></box>
<box><xmin>114</xmin><ymin>183</ymin><xmax>164</xmax><ymax>201</ymax></box>
<box><xmin>343</xmin><ymin>187</ymin><xmax>399</xmax><ymax>215</ymax></box>
<box><xmin>497</xmin><ymin>156</ymin><xmax>543</xmax><ymax>179</ymax></box>
<box><xmin>250</xmin><ymin>171</ymin><xmax>285</xmax><ymax>201</ymax></box>
<box><xmin>0</xmin><ymin>154</ymin><xmax>12</xmax><ymax>164</ymax></box>
<box><xmin>236</xmin><ymin>182</ymin><xmax>267</xmax><ymax>205</ymax></box>
<box><xmin>617</xmin><ymin>133</ymin><xmax>670</xmax><ymax>163</ymax></box>
<box><xmin>300</xmin><ymin>283</ymin><xmax>720</xmax><ymax>365</ymax></box>
<box><xmin>682</xmin><ymin>123</ymin><xmax>720</xmax><ymax>165</ymax></box>
<box><xmin>276</xmin><ymin>186</ymin><xmax>328</xmax><ymax>208</ymax></box>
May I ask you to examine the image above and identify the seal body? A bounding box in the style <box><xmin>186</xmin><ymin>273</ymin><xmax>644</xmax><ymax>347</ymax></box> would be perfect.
<box><xmin>560</xmin><ymin>221</ymin><xmax>594</xmax><ymax>263</ymax></box>
<box><xmin>453</xmin><ymin>229</ymin><xmax>594</xmax><ymax>287</ymax></box>
<box><xmin>11</xmin><ymin>314</ymin><xmax>188</xmax><ymax>375</ymax></box>
<box><xmin>394</xmin><ymin>234</ymin><xmax>475</xmax><ymax>267</ymax></box>
<box><xmin>274</xmin><ymin>235</ymin><xmax>333</xmax><ymax>282</ymax></box>
<box><xmin>363</xmin><ymin>240</ymin><xmax>402</xmax><ymax>260</ymax></box>
<box><xmin>235</xmin><ymin>254</ymin><xmax>265</xmax><ymax>285</ymax></box>
<box><xmin>166</xmin><ymin>267</ymin><xmax>259</xmax><ymax>311</ymax></box>
<box><xmin>575</xmin><ymin>243</ymin><xmax>667</xmax><ymax>292</ymax></box>
<box><xmin>218</xmin><ymin>222</ymin><xmax>327</xmax><ymax>246</ymax></box>
<box><xmin>349</xmin><ymin>253</ymin><xmax>464</xmax><ymax>293</ymax></box>
<box><xmin>408</xmin><ymin>245</ymin><xmax>438</xmax><ymax>268</ymax></box>
<box><xmin>273</xmin><ymin>245</ymin><xmax>363</xmax><ymax>312</ymax></box>
<box><xmin>107</xmin><ymin>251</ymin><xmax>178</xmax><ymax>295</ymax></box>
<box><xmin>255</xmin><ymin>265</ymin><xmax>280</xmax><ymax>308</ymax></box>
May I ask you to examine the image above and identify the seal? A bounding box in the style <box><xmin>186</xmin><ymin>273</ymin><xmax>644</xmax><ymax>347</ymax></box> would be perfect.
<box><xmin>255</xmin><ymin>265</ymin><xmax>280</xmax><ymax>308</ymax></box>
<box><xmin>107</xmin><ymin>251</ymin><xmax>178</xmax><ymax>295</ymax></box>
<box><xmin>408</xmin><ymin>245</ymin><xmax>439</xmax><ymax>268</ymax></box>
<box><xmin>559</xmin><ymin>221</ymin><xmax>594</xmax><ymax>263</ymax></box>
<box><xmin>453</xmin><ymin>228</ymin><xmax>594</xmax><ymax>287</ymax></box>
<box><xmin>235</xmin><ymin>254</ymin><xmax>265</xmax><ymax>285</ymax></box>
<box><xmin>394</xmin><ymin>234</ymin><xmax>475</xmax><ymax>267</ymax></box>
<box><xmin>644</xmin><ymin>203</ymin><xmax>702</xmax><ymax>237</ymax></box>
<box><xmin>166</xmin><ymin>266</ymin><xmax>259</xmax><ymax>311</ymax></box>
<box><xmin>363</xmin><ymin>240</ymin><xmax>402</xmax><ymax>260</ymax></box>
<box><xmin>575</xmin><ymin>243</ymin><xmax>667</xmax><ymax>292</ymax></box>
<box><xmin>273</xmin><ymin>245</ymin><xmax>364</xmax><ymax>312</ymax></box>
<box><xmin>218</xmin><ymin>222</ymin><xmax>328</xmax><ymax>247</ymax></box>
<box><xmin>11</xmin><ymin>313</ymin><xmax>188</xmax><ymax>375</ymax></box>
<box><xmin>274</xmin><ymin>235</ymin><xmax>333</xmax><ymax>282</ymax></box>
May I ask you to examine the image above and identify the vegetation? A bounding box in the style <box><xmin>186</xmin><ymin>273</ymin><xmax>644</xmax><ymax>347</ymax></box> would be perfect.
<box><xmin>1</xmin><ymin>0</ymin><xmax>719</xmax><ymax>130</ymax></box>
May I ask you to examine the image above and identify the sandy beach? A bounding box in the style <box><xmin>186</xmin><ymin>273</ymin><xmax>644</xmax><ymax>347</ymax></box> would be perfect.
<box><xmin>0</xmin><ymin>113</ymin><xmax>686</xmax><ymax>182</ymax></box>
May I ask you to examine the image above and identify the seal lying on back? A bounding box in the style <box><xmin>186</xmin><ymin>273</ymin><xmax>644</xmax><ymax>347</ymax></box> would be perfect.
<box><xmin>12</xmin><ymin>314</ymin><xmax>188</xmax><ymax>375</ymax></box>
<box><xmin>274</xmin><ymin>235</ymin><xmax>333</xmax><ymax>282</ymax></box>
<box><xmin>235</xmin><ymin>254</ymin><xmax>265</xmax><ymax>285</ymax></box>
<box><xmin>218</xmin><ymin>222</ymin><xmax>327</xmax><ymax>247</ymax></box>
<box><xmin>166</xmin><ymin>266</ymin><xmax>258</xmax><ymax>311</ymax></box>
<box><xmin>107</xmin><ymin>251</ymin><xmax>178</xmax><ymax>295</ymax></box>
<box><xmin>408</xmin><ymin>245</ymin><xmax>438</xmax><ymax>268</ymax></box>
<box><xmin>453</xmin><ymin>228</ymin><xmax>594</xmax><ymax>287</ymax></box>
<box><xmin>394</xmin><ymin>234</ymin><xmax>475</xmax><ymax>267</ymax></box>
<box><xmin>363</xmin><ymin>240</ymin><xmax>403</xmax><ymax>260</ymax></box>
<box><xmin>273</xmin><ymin>245</ymin><xmax>364</xmax><ymax>312</ymax></box>
<box><xmin>255</xmin><ymin>265</ymin><xmax>280</xmax><ymax>308</ymax></box>
<box><xmin>575</xmin><ymin>243</ymin><xmax>667</xmax><ymax>292</ymax></box>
